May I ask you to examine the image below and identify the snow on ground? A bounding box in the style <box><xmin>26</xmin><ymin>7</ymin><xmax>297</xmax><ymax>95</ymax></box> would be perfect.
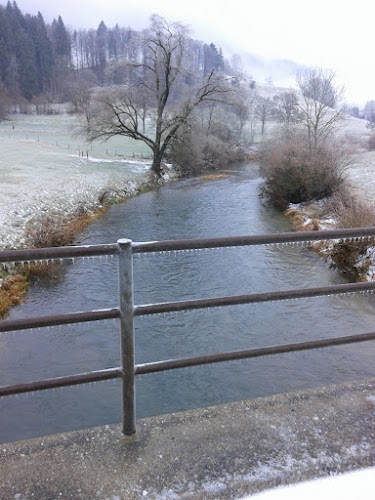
<box><xmin>0</xmin><ymin>105</ymin><xmax>374</xmax><ymax>249</ymax></box>
<box><xmin>240</xmin><ymin>467</ymin><xmax>375</xmax><ymax>499</ymax></box>
<box><xmin>0</xmin><ymin>114</ymin><xmax>153</xmax><ymax>248</ymax></box>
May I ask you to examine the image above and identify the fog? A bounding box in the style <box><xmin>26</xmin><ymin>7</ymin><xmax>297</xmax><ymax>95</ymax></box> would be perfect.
<box><xmin>9</xmin><ymin>0</ymin><xmax>375</xmax><ymax>106</ymax></box>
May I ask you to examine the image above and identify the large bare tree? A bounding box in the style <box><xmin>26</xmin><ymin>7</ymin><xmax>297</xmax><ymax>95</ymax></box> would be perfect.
<box><xmin>82</xmin><ymin>15</ymin><xmax>231</xmax><ymax>176</ymax></box>
<box><xmin>296</xmin><ymin>68</ymin><xmax>345</xmax><ymax>148</ymax></box>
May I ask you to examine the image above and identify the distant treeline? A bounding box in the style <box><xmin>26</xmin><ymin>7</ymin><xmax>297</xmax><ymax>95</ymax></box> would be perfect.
<box><xmin>0</xmin><ymin>1</ymin><xmax>70</xmax><ymax>102</ymax></box>
<box><xmin>0</xmin><ymin>1</ymin><xmax>234</xmax><ymax>107</ymax></box>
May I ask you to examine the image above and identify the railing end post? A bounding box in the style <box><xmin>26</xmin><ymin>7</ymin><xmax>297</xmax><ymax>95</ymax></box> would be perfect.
<box><xmin>117</xmin><ymin>238</ymin><xmax>132</xmax><ymax>249</ymax></box>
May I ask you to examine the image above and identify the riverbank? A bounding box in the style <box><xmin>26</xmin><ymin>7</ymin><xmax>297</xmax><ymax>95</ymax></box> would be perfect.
<box><xmin>0</xmin><ymin>142</ymin><xmax>181</xmax><ymax>317</ymax></box>
<box><xmin>285</xmin><ymin>184</ymin><xmax>375</xmax><ymax>282</ymax></box>
<box><xmin>0</xmin><ymin>109</ymin><xmax>373</xmax><ymax>316</ymax></box>
<box><xmin>278</xmin><ymin>119</ymin><xmax>375</xmax><ymax>281</ymax></box>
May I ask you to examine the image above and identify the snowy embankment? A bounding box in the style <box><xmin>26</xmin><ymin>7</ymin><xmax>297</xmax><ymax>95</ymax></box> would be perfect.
<box><xmin>1</xmin><ymin>109</ymin><xmax>374</xmax><ymax>253</ymax></box>
<box><xmin>0</xmin><ymin>114</ymin><xmax>178</xmax><ymax>249</ymax></box>
<box><xmin>240</xmin><ymin>467</ymin><xmax>375</xmax><ymax>499</ymax></box>
<box><xmin>280</xmin><ymin>113</ymin><xmax>375</xmax><ymax>281</ymax></box>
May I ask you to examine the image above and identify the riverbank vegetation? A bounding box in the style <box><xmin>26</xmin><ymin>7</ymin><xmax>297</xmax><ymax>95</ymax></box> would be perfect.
<box><xmin>258</xmin><ymin>69</ymin><xmax>375</xmax><ymax>283</ymax></box>
<box><xmin>0</xmin><ymin>164</ymin><xmax>179</xmax><ymax>317</ymax></box>
<box><xmin>79</xmin><ymin>16</ymin><xmax>255</xmax><ymax>176</ymax></box>
<box><xmin>1</xmin><ymin>2</ymin><xmax>375</xmax><ymax>314</ymax></box>
<box><xmin>259</xmin><ymin>135</ymin><xmax>348</xmax><ymax>210</ymax></box>
<box><xmin>286</xmin><ymin>186</ymin><xmax>375</xmax><ymax>282</ymax></box>
<box><xmin>319</xmin><ymin>188</ymin><xmax>375</xmax><ymax>281</ymax></box>
<box><xmin>259</xmin><ymin>68</ymin><xmax>349</xmax><ymax>209</ymax></box>
<box><xmin>0</xmin><ymin>268</ymin><xmax>27</xmax><ymax>316</ymax></box>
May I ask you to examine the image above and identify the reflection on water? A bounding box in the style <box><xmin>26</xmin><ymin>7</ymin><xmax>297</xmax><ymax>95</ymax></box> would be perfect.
<box><xmin>1</xmin><ymin>164</ymin><xmax>375</xmax><ymax>443</ymax></box>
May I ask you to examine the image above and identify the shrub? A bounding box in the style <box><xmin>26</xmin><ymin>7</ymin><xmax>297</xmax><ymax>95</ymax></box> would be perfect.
<box><xmin>326</xmin><ymin>188</ymin><xmax>375</xmax><ymax>280</ymax></box>
<box><xmin>0</xmin><ymin>274</ymin><xmax>28</xmax><ymax>317</ymax></box>
<box><xmin>25</xmin><ymin>216</ymin><xmax>75</xmax><ymax>248</ymax></box>
<box><xmin>259</xmin><ymin>136</ymin><xmax>349</xmax><ymax>210</ymax></box>
<box><xmin>327</xmin><ymin>186</ymin><xmax>375</xmax><ymax>229</ymax></box>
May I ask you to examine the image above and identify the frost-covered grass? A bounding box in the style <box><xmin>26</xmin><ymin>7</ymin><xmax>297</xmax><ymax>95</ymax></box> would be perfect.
<box><xmin>0</xmin><ymin>113</ymin><xmax>155</xmax><ymax>248</ymax></box>
<box><xmin>0</xmin><ymin>102</ymin><xmax>373</xmax><ymax>250</ymax></box>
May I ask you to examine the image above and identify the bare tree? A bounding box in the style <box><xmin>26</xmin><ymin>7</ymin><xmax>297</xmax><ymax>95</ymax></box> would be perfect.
<box><xmin>255</xmin><ymin>96</ymin><xmax>274</xmax><ymax>135</ymax></box>
<box><xmin>82</xmin><ymin>15</ymin><xmax>231</xmax><ymax>176</ymax></box>
<box><xmin>296</xmin><ymin>68</ymin><xmax>345</xmax><ymax>148</ymax></box>
<box><xmin>231</xmin><ymin>81</ymin><xmax>258</xmax><ymax>135</ymax></box>
<box><xmin>274</xmin><ymin>91</ymin><xmax>301</xmax><ymax>129</ymax></box>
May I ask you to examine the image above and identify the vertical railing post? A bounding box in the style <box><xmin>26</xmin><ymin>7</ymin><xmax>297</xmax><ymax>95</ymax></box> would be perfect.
<box><xmin>117</xmin><ymin>238</ymin><xmax>136</xmax><ymax>435</ymax></box>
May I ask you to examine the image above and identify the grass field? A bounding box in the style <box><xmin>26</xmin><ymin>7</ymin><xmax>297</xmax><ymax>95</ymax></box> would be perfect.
<box><xmin>0</xmin><ymin>114</ymin><xmax>153</xmax><ymax>248</ymax></box>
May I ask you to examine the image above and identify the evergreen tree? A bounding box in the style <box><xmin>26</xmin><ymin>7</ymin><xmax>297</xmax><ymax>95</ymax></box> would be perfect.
<box><xmin>50</xmin><ymin>15</ymin><xmax>72</xmax><ymax>100</ymax></box>
<box><xmin>51</xmin><ymin>15</ymin><xmax>71</xmax><ymax>58</ymax></box>
<box><xmin>95</xmin><ymin>21</ymin><xmax>107</xmax><ymax>81</ymax></box>
<box><xmin>0</xmin><ymin>7</ymin><xmax>11</xmax><ymax>83</ymax></box>
<box><xmin>30</xmin><ymin>12</ymin><xmax>54</xmax><ymax>93</ymax></box>
<box><xmin>108</xmin><ymin>25</ymin><xmax>120</xmax><ymax>60</ymax></box>
<box><xmin>0</xmin><ymin>2</ymin><xmax>58</xmax><ymax>100</ymax></box>
<box><xmin>203</xmin><ymin>43</ymin><xmax>224</xmax><ymax>76</ymax></box>
<box><xmin>15</xmin><ymin>26</ymin><xmax>38</xmax><ymax>99</ymax></box>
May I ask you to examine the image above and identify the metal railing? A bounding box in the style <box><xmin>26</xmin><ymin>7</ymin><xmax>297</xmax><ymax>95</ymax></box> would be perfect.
<box><xmin>1</xmin><ymin>226</ymin><xmax>375</xmax><ymax>435</ymax></box>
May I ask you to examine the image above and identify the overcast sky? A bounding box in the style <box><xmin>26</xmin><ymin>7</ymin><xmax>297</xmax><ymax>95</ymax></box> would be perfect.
<box><xmin>11</xmin><ymin>0</ymin><xmax>374</xmax><ymax>106</ymax></box>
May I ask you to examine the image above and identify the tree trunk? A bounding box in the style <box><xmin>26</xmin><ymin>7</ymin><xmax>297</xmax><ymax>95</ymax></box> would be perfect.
<box><xmin>151</xmin><ymin>149</ymin><xmax>163</xmax><ymax>176</ymax></box>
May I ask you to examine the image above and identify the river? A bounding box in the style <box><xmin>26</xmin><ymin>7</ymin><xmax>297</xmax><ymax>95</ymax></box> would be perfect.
<box><xmin>1</xmin><ymin>163</ymin><xmax>375</xmax><ymax>443</ymax></box>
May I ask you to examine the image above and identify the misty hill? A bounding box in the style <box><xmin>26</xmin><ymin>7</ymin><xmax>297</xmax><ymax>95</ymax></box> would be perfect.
<box><xmin>238</xmin><ymin>51</ymin><xmax>308</xmax><ymax>88</ymax></box>
<box><xmin>0</xmin><ymin>1</ymin><xmax>309</xmax><ymax>112</ymax></box>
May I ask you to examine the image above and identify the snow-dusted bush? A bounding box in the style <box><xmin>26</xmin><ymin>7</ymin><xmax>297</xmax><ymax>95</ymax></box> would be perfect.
<box><xmin>327</xmin><ymin>187</ymin><xmax>375</xmax><ymax>280</ymax></box>
<box><xmin>24</xmin><ymin>216</ymin><xmax>76</xmax><ymax>248</ymax></box>
<box><xmin>259</xmin><ymin>135</ymin><xmax>349</xmax><ymax>210</ymax></box>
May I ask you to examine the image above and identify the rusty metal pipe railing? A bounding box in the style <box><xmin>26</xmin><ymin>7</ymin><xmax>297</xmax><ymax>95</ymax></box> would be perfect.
<box><xmin>132</xmin><ymin>226</ymin><xmax>375</xmax><ymax>253</ymax></box>
<box><xmin>134</xmin><ymin>281</ymin><xmax>375</xmax><ymax>316</ymax></box>
<box><xmin>1</xmin><ymin>228</ymin><xmax>375</xmax><ymax>437</ymax></box>
<box><xmin>0</xmin><ymin>367</ymin><xmax>122</xmax><ymax>396</ymax></box>
<box><xmin>1</xmin><ymin>226</ymin><xmax>375</xmax><ymax>264</ymax></box>
<box><xmin>134</xmin><ymin>330</ymin><xmax>375</xmax><ymax>375</ymax></box>
<box><xmin>0</xmin><ymin>243</ymin><xmax>118</xmax><ymax>263</ymax></box>
<box><xmin>0</xmin><ymin>308</ymin><xmax>120</xmax><ymax>333</ymax></box>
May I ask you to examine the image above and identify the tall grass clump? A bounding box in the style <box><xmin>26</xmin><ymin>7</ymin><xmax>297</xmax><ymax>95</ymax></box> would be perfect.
<box><xmin>327</xmin><ymin>186</ymin><xmax>375</xmax><ymax>229</ymax></box>
<box><xmin>326</xmin><ymin>187</ymin><xmax>375</xmax><ymax>280</ymax></box>
<box><xmin>0</xmin><ymin>272</ymin><xmax>28</xmax><ymax>317</ymax></box>
<box><xmin>259</xmin><ymin>135</ymin><xmax>349</xmax><ymax>210</ymax></box>
<box><xmin>23</xmin><ymin>206</ymin><xmax>105</xmax><ymax>283</ymax></box>
<box><xmin>25</xmin><ymin>216</ymin><xmax>76</xmax><ymax>248</ymax></box>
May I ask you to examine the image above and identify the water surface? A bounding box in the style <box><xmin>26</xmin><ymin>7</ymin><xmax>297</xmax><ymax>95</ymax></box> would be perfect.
<box><xmin>1</xmin><ymin>164</ymin><xmax>375</xmax><ymax>442</ymax></box>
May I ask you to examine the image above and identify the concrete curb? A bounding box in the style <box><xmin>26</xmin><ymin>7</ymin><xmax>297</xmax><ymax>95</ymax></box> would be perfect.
<box><xmin>1</xmin><ymin>378</ymin><xmax>375</xmax><ymax>499</ymax></box>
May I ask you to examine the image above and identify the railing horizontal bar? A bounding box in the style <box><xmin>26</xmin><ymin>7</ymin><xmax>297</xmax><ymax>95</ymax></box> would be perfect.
<box><xmin>135</xmin><ymin>330</ymin><xmax>375</xmax><ymax>375</ymax></box>
<box><xmin>0</xmin><ymin>243</ymin><xmax>118</xmax><ymax>264</ymax></box>
<box><xmin>131</xmin><ymin>227</ymin><xmax>375</xmax><ymax>253</ymax></box>
<box><xmin>134</xmin><ymin>281</ymin><xmax>375</xmax><ymax>316</ymax></box>
<box><xmin>5</xmin><ymin>329</ymin><xmax>375</xmax><ymax>395</ymax></box>
<box><xmin>0</xmin><ymin>228</ymin><xmax>374</xmax><ymax>262</ymax></box>
<box><xmin>0</xmin><ymin>367</ymin><xmax>122</xmax><ymax>396</ymax></box>
<box><xmin>0</xmin><ymin>308</ymin><xmax>120</xmax><ymax>333</ymax></box>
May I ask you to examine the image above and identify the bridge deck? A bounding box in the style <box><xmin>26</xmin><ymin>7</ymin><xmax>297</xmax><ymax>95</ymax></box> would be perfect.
<box><xmin>1</xmin><ymin>377</ymin><xmax>375</xmax><ymax>499</ymax></box>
